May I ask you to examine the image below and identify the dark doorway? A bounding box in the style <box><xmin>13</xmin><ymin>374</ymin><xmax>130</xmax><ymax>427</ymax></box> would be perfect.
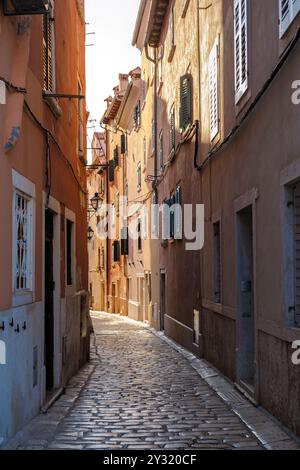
<box><xmin>236</xmin><ymin>206</ymin><xmax>255</xmax><ymax>392</ymax></box>
<box><xmin>160</xmin><ymin>272</ymin><xmax>166</xmax><ymax>331</ymax></box>
<box><xmin>45</xmin><ymin>210</ymin><xmax>55</xmax><ymax>392</ymax></box>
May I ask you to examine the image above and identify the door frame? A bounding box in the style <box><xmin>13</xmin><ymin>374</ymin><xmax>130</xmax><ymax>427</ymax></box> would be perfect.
<box><xmin>160</xmin><ymin>269</ymin><xmax>166</xmax><ymax>331</ymax></box>
<box><xmin>42</xmin><ymin>194</ymin><xmax>62</xmax><ymax>403</ymax></box>
<box><xmin>234</xmin><ymin>188</ymin><xmax>259</xmax><ymax>402</ymax></box>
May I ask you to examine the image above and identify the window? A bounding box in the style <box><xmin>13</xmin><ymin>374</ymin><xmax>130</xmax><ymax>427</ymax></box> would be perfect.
<box><xmin>43</xmin><ymin>1</ymin><xmax>55</xmax><ymax>91</ymax></box>
<box><xmin>100</xmin><ymin>246</ymin><xmax>105</xmax><ymax>271</ymax></box>
<box><xmin>159</xmin><ymin>131</ymin><xmax>164</xmax><ymax>171</ymax></box>
<box><xmin>125</xmin><ymin>181</ymin><xmax>129</xmax><ymax>201</ymax></box>
<box><xmin>137</xmin><ymin>219</ymin><xmax>142</xmax><ymax>252</ymax></box>
<box><xmin>174</xmin><ymin>185</ymin><xmax>182</xmax><ymax>239</ymax></box>
<box><xmin>14</xmin><ymin>193</ymin><xmax>32</xmax><ymax>291</ymax></box>
<box><xmin>133</xmin><ymin>100</ymin><xmax>141</xmax><ymax>128</ymax></box>
<box><xmin>108</xmin><ymin>160</ymin><xmax>115</xmax><ymax>182</ymax></box>
<box><xmin>169</xmin><ymin>106</ymin><xmax>176</xmax><ymax>152</ymax></box>
<box><xmin>279</xmin><ymin>0</ymin><xmax>300</xmax><ymax>37</ymax></box>
<box><xmin>170</xmin><ymin>6</ymin><xmax>175</xmax><ymax>48</ymax></box>
<box><xmin>78</xmin><ymin>80</ymin><xmax>84</xmax><ymax>157</ymax></box>
<box><xmin>234</xmin><ymin>0</ymin><xmax>248</xmax><ymax>103</ymax></box>
<box><xmin>121</xmin><ymin>227</ymin><xmax>129</xmax><ymax>255</ymax></box>
<box><xmin>209</xmin><ymin>39</ymin><xmax>219</xmax><ymax>141</ymax></box>
<box><xmin>116</xmin><ymin>191</ymin><xmax>120</xmax><ymax>216</ymax></box>
<box><xmin>137</xmin><ymin>162</ymin><xmax>142</xmax><ymax>192</ymax></box>
<box><xmin>113</xmin><ymin>240</ymin><xmax>120</xmax><ymax>263</ymax></box>
<box><xmin>213</xmin><ymin>221</ymin><xmax>221</xmax><ymax>304</ymax></box>
<box><xmin>143</xmin><ymin>137</ymin><xmax>147</xmax><ymax>167</ymax></box>
<box><xmin>113</xmin><ymin>146</ymin><xmax>119</xmax><ymax>167</ymax></box>
<box><xmin>180</xmin><ymin>74</ymin><xmax>192</xmax><ymax>131</ymax></box>
<box><xmin>121</xmin><ymin>133</ymin><xmax>127</xmax><ymax>154</ymax></box>
<box><xmin>66</xmin><ymin>220</ymin><xmax>73</xmax><ymax>286</ymax></box>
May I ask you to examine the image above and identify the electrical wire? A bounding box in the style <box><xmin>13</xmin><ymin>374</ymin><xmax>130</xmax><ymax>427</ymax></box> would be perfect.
<box><xmin>0</xmin><ymin>75</ymin><xmax>27</xmax><ymax>94</ymax></box>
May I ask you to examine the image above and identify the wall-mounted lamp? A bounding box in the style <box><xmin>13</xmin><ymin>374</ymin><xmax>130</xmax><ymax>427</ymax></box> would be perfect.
<box><xmin>90</xmin><ymin>192</ymin><xmax>102</xmax><ymax>211</ymax></box>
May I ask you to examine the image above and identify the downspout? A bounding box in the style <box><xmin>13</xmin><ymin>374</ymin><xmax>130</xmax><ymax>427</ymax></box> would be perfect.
<box><xmin>145</xmin><ymin>45</ymin><xmax>158</xmax><ymax>192</ymax></box>
<box><xmin>4</xmin><ymin>17</ymin><xmax>32</xmax><ymax>153</ymax></box>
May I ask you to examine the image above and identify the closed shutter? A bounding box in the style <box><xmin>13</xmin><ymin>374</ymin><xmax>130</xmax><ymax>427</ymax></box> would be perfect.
<box><xmin>121</xmin><ymin>134</ymin><xmax>127</xmax><ymax>154</ymax></box>
<box><xmin>279</xmin><ymin>0</ymin><xmax>300</xmax><ymax>37</ymax></box>
<box><xmin>162</xmin><ymin>200</ymin><xmax>170</xmax><ymax>241</ymax></box>
<box><xmin>294</xmin><ymin>183</ymin><xmax>300</xmax><ymax>326</ymax></box>
<box><xmin>234</xmin><ymin>0</ymin><xmax>248</xmax><ymax>102</ymax></box>
<box><xmin>170</xmin><ymin>195</ymin><xmax>176</xmax><ymax>239</ymax></box>
<box><xmin>108</xmin><ymin>160</ymin><xmax>115</xmax><ymax>182</ymax></box>
<box><xmin>43</xmin><ymin>12</ymin><xmax>54</xmax><ymax>91</ymax></box>
<box><xmin>209</xmin><ymin>40</ymin><xmax>219</xmax><ymax>141</ymax></box>
<box><xmin>169</xmin><ymin>108</ymin><xmax>175</xmax><ymax>151</ymax></box>
<box><xmin>113</xmin><ymin>146</ymin><xmax>119</xmax><ymax>167</ymax></box>
<box><xmin>113</xmin><ymin>240</ymin><xmax>120</xmax><ymax>262</ymax></box>
<box><xmin>174</xmin><ymin>186</ymin><xmax>182</xmax><ymax>239</ymax></box>
<box><xmin>180</xmin><ymin>74</ymin><xmax>192</xmax><ymax>131</ymax></box>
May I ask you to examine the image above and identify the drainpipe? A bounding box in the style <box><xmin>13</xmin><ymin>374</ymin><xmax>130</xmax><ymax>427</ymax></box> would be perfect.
<box><xmin>4</xmin><ymin>17</ymin><xmax>32</xmax><ymax>153</ymax></box>
<box><xmin>145</xmin><ymin>45</ymin><xmax>158</xmax><ymax>191</ymax></box>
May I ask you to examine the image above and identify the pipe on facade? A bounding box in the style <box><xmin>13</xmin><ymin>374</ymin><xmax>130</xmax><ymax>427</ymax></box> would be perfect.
<box><xmin>4</xmin><ymin>17</ymin><xmax>32</xmax><ymax>153</ymax></box>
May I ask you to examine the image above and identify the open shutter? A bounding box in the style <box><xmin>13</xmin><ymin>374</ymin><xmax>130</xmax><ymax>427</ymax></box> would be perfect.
<box><xmin>280</xmin><ymin>0</ymin><xmax>300</xmax><ymax>37</ymax></box>
<box><xmin>121</xmin><ymin>134</ymin><xmax>127</xmax><ymax>154</ymax></box>
<box><xmin>234</xmin><ymin>0</ymin><xmax>248</xmax><ymax>103</ymax></box>
<box><xmin>209</xmin><ymin>39</ymin><xmax>219</xmax><ymax>141</ymax></box>
<box><xmin>108</xmin><ymin>160</ymin><xmax>115</xmax><ymax>182</ymax></box>
<box><xmin>162</xmin><ymin>200</ymin><xmax>170</xmax><ymax>241</ymax></box>
<box><xmin>180</xmin><ymin>74</ymin><xmax>192</xmax><ymax>131</ymax></box>
<box><xmin>113</xmin><ymin>240</ymin><xmax>120</xmax><ymax>262</ymax></box>
<box><xmin>294</xmin><ymin>183</ymin><xmax>300</xmax><ymax>326</ymax></box>
<box><xmin>43</xmin><ymin>11</ymin><xmax>54</xmax><ymax>91</ymax></box>
<box><xmin>174</xmin><ymin>186</ymin><xmax>182</xmax><ymax>239</ymax></box>
<box><xmin>113</xmin><ymin>146</ymin><xmax>119</xmax><ymax>167</ymax></box>
<box><xmin>169</xmin><ymin>108</ymin><xmax>175</xmax><ymax>151</ymax></box>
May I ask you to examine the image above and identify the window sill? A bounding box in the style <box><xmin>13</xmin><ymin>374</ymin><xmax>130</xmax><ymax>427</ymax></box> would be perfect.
<box><xmin>43</xmin><ymin>92</ymin><xmax>62</xmax><ymax>119</ymax></box>
<box><xmin>168</xmin><ymin>45</ymin><xmax>176</xmax><ymax>63</ymax></box>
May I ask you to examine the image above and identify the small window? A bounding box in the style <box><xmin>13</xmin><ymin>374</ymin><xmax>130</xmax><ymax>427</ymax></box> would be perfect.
<box><xmin>174</xmin><ymin>185</ymin><xmax>182</xmax><ymax>239</ymax></box>
<box><xmin>209</xmin><ymin>39</ymin><xmax>219</xmax><ymax>140</ymax></box>
<box><xmin>134</xmin><ymin>100</ymin><xmax>141</xmax><ymax>129</ymax></box>
<box><xmin>113</xmin><ymin>240</ymin><xmax>120</xmax><ymax>263</ymax></box>
<box><xmin>213</xmin><ymin>221</ymin><xmax>221</xmax><ymax>304</ymax></box>
<box><xmin>121</xmin><ymin>134</ymin><xmax>127</xmax><ymax>154</ymax></box>
<box><xmin>66</xmin><ymin>219</ymin><xmax>73</xmax><ymax>286</ymax></box>
<box><xmin>137</xmin><ymin>219</ymin><xmax>142</xmax><ymax>252</ymax></box>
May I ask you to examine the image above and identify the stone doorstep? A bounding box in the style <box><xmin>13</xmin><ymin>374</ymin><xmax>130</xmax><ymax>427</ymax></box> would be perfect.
<box><xmin>101</xmin><ymin>312</ymin><xmax>300</xmax><ymax>451</ymax></box>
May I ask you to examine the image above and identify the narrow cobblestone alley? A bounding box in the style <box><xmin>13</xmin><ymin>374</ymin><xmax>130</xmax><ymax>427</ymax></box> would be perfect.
<box><xmin>4</xmin><ymin>313</ymin><xmax>300</xmax><ymax>451</ymax></box>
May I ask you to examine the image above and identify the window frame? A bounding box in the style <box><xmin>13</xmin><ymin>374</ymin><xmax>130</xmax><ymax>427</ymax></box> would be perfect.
<box><xmin>12</xmin><ymin>171</ymin><xmax>36</xmax><ymax>307</ymax></box>
<box><xmin>43</xmin><ymin>0</ymin><xmax>55</xmax><ymax>92</ymax></box>
<box><xmin>209</xmin><ymin>38</ymin><xmax>220</xmax><ymax>141</ymax></box>
<box><xmin>234</xmin><ymin>0</ymin><xmax>249</xmax><ymax>104</ymax></box>
<box><xmin>279</xmin><ymin>0</ymin><xmax>300</xmax><ymax>38</ymax></box>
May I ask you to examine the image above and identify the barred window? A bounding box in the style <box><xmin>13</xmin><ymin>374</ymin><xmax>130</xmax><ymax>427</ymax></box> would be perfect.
<box><xmin>15</xmin><ymin>193</ymin><xmax>31</xmax><ymax>291</ymax></box>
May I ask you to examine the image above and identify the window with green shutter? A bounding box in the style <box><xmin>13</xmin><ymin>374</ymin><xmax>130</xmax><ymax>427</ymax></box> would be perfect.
<box><xmin>108</xmin><ymin>160</ymin><xmax>115</xmax><ymax>182</ymax></box>
<box><xmin>113</xmin><ymin>146</ymin><xmax>119</xmax><ymax>167</ymax></box>
<box><xmin>121</xmin><ymin>134</ymin><xmax>127</xmax><ymax>154</ymax></box>
<box><xmin>180</xmin><ymin>74</ymin><xmax>192</xmax><ymax>131</ymax></box>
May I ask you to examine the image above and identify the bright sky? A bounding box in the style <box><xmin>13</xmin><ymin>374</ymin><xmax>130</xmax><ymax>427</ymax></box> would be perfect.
<box><xmin>85</xmin><ymin>0</ymin><xmax>141</xmax><ymax>152</ymax></box>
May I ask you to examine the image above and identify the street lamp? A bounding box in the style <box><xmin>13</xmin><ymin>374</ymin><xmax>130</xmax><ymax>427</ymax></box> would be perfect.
<box><xmin>90</xmin><ymin>192</ymin><xmax>102</xmax><ymax>211</ymax></box>
<box><xmin>87</xmin><ymin>226</ymin><xmax>94</xmax><ymax>241</ymax></box>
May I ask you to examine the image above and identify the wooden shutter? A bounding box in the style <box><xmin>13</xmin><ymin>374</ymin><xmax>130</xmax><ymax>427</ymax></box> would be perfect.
<box><xmin>209</xmin><ymin>40</ymin><xmax>219</xmax><ymax>140</ymax></box>
<box><xmin>108</xmin><ymin>160</ymin><xmax>115</xmax><ymax>182</ymax></box>
<box><xmin>234</xmin><ymin>0</ymin><xmax>248</xmax><ymax>103</ymax></box>
<box><xmin>169</xmin><ymin>108</ymin><xmax>175</xmax><ymax>151</ymax></box>
<box><xmin>113</xmin><ymin>240</ymin><xmax>120</xmax><ymax>262</ymax></box>
<box><xmin>43</xmin><ymin>12</ymin><xmax>54</xmax><ymax>91</ymax></box>
<box><xmin>121</xmin><ymin>134</ymin><xmax>127</xmax><ymax>154</ymax></box>
<box><xmin>180</xmin><ymin>74</ymin><xmax>192</xmax><ymax>131</ymax></box>
<box><xmin>294</xmin><ymin>183</ymin><xmax>300</xmax><ymax>326</ymax></box>
<box><xmin>174</xmin><ymin>186</ymin><xmax>182</xmax><ymax>239</ymax></box>
<box><xmin>113</xmin><ymin>146</ymin><xmax>119</xmax><ymax>167</ymax></box>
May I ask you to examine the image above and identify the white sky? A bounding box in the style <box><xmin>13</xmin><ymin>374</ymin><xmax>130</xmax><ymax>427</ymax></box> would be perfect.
<box><xmin>85</xmin><ymin>0</ymin><xmax>141</xmax><ymax>152</ymax></box>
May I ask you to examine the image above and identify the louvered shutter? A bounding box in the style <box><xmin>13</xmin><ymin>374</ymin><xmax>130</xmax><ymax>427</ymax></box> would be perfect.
<box><xmin>162</xmin><ymin>200</ymin><xmax>170</xmax><ymax>241</ymax></box>
<box><xmin>180</xmin><ymin>75</ymin><xmax>192</xmax><ymax>131</ymax></box>
<box><xmin>280</xmin><ymin>0</ymin><xmax>300</xmax><ymax>37</ymax></box>
<box><xmin>174</xmin><ymin>186</ymin><xmax>182</xmax><ymax>239</ymax></box>
<box><xmin>209</xmin><ymin>40</ymin><xmax>219</xmax><ymax>140</ymax></box>
<box><xmin>170</xmin><ymin>195</ymin><xmax>176</xmax><ymax>239</ymax></box>
<box><xmin>43</xmin><ymin>12</ymin><xmax>54</xmax><ymax>91</ymax></box>
<box><xmin>294</xmin><ymin>183</ymin><xmax>300</xmax><ymax>326</ymax></box>
<box><xmin>234</xmin><ymin>0</ymin><xmax>248</xmax><ymax>103</ymax></box>
<box><xmin>121</xmin><ymin>134</ymin><xmax>127</xmax><ymax>154</ymax></box>
<box><xmin>113</xmin><ymin>146</ymin><xmax>119</xmax><ymax>167</ymax></box>
<box><xmin>108</xmin><ymin>160</ymin><xmax>115</xmax><ymax>182</ymax></box>
<box><xmin>113</xmin><ymin>241</ymin><xmax>120</xmax><ymax>262</ymax></box>
<box><xmin>169</xmin><ymin>108</ymin><xmax>175</xmax><ymax>151</ymax></box>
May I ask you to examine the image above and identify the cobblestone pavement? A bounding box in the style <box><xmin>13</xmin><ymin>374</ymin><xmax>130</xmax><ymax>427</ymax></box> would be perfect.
<box><xmin>4</xmin><ymin>313</ymin><xmax>299</xmax><ymax>450</ymax></box>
